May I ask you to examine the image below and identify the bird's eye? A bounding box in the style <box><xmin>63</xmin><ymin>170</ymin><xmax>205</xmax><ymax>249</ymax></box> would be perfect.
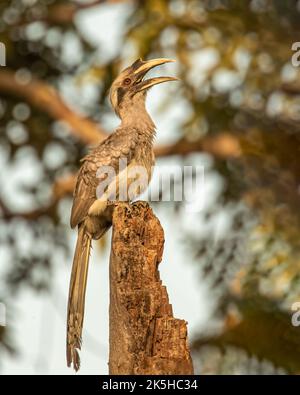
<box><xmin>123</xmin><ymin>78</ymin><xmax>131</xmax><ymax>86</ymax></box>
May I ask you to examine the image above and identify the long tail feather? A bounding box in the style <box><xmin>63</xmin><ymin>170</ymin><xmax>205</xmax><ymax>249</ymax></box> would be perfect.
<box><xmin>66</xmin><ymin>224</ymin><xmax>91</xmax><ymax>371</ymax></box>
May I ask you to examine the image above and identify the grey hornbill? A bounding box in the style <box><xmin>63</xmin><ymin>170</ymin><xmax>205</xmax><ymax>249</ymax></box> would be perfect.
<box><xmin>67</xmin><ymin>58</ymin><xmax>177</xmax><ymax>371</ymax></box>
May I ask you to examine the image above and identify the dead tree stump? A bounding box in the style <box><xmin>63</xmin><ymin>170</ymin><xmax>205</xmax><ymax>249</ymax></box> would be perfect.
<box><xmin>109</xmin><ymin>201</ymin><xmax>194</xmax><ymax>375</ymax></box>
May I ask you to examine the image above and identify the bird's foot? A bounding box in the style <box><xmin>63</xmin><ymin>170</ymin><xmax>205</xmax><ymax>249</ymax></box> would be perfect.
<box><xmin>132</xmin><ymin>200</ymin><xmax>149</xmax><ymax>210</ymax></box>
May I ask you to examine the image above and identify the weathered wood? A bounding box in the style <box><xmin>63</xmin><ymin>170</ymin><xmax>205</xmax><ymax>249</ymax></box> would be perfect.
<box><xmin>109</xmin><ymin>201</ymin><xmax>194</xmax><ymax>374</ymax></box>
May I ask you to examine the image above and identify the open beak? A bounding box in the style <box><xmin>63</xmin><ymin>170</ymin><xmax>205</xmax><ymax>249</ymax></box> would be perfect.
<box><xmin>132</xmin><ymin>58</ymin><xmax>178</xmax><ymax>92</ymax></box>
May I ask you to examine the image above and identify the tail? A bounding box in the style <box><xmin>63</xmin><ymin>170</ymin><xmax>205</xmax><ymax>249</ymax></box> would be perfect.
<box><xmin>66</xmin><ymin>224</ymin><xmax>91</xmax><ymax>371</ymax></box>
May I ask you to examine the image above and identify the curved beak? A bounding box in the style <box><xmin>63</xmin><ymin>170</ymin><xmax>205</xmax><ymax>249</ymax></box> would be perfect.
<box><xmin>131</xmin><ymin>58</ymin><xmax>178</xmax><ymax>92</ymax></box>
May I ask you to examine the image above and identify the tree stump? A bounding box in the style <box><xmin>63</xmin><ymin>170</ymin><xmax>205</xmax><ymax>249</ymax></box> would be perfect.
<box><xmin>109</xmin><ymin>201</ymin><xmax>194</xmax><ymax>374</ymax></box>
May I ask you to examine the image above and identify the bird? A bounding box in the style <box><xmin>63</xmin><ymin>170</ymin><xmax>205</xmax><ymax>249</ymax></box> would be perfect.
<box><xmin>66</xmin><ymin>58</ymin><xmax>177</xmax><ymax>371</ymax></box>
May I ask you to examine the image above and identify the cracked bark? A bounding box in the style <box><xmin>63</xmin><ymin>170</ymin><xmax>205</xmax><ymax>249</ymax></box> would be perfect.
<box><xmin>109</xmin><ymin>201</ymin><xmax>194</xmax><ymax>374</ymax></box>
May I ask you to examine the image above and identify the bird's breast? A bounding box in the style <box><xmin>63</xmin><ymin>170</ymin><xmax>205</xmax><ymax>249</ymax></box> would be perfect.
<box><xmin>88</xmin><ymin>150</ymin><xmax>154</xmax><ymax>219</ymax></box>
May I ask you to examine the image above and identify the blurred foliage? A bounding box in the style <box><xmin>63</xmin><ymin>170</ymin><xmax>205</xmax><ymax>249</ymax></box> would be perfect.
<box><xmin>1</xmin><ymin>0</ymin><xmax>300</xmax><ymax>374</ymax></box>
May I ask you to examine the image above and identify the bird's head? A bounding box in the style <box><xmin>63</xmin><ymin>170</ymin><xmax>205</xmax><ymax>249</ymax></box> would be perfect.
<box><xmin>110</xmin><ymin>58</ymin><xmax>177</xmax><ymax>118</ymax></box>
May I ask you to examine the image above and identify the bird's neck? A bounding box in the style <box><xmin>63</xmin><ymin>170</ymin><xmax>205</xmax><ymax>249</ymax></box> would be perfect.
<box><xmin>119</xmin><ymin>103</ymin><xmax>156</xmax><ymax>142</ymax></box>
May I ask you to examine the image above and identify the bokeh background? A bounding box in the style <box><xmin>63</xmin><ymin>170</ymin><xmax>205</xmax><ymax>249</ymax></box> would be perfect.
<box><xmin>1</xmin><ymin>0</ymin><xmax>300</xmax><ymax>375</ymax></box>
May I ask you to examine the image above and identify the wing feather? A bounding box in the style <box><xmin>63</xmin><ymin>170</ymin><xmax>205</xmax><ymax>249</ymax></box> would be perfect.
<box><xmin>70</xmin><ymin>128</ymin><xmax>137</xmax><ymax>228</ymax></box>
